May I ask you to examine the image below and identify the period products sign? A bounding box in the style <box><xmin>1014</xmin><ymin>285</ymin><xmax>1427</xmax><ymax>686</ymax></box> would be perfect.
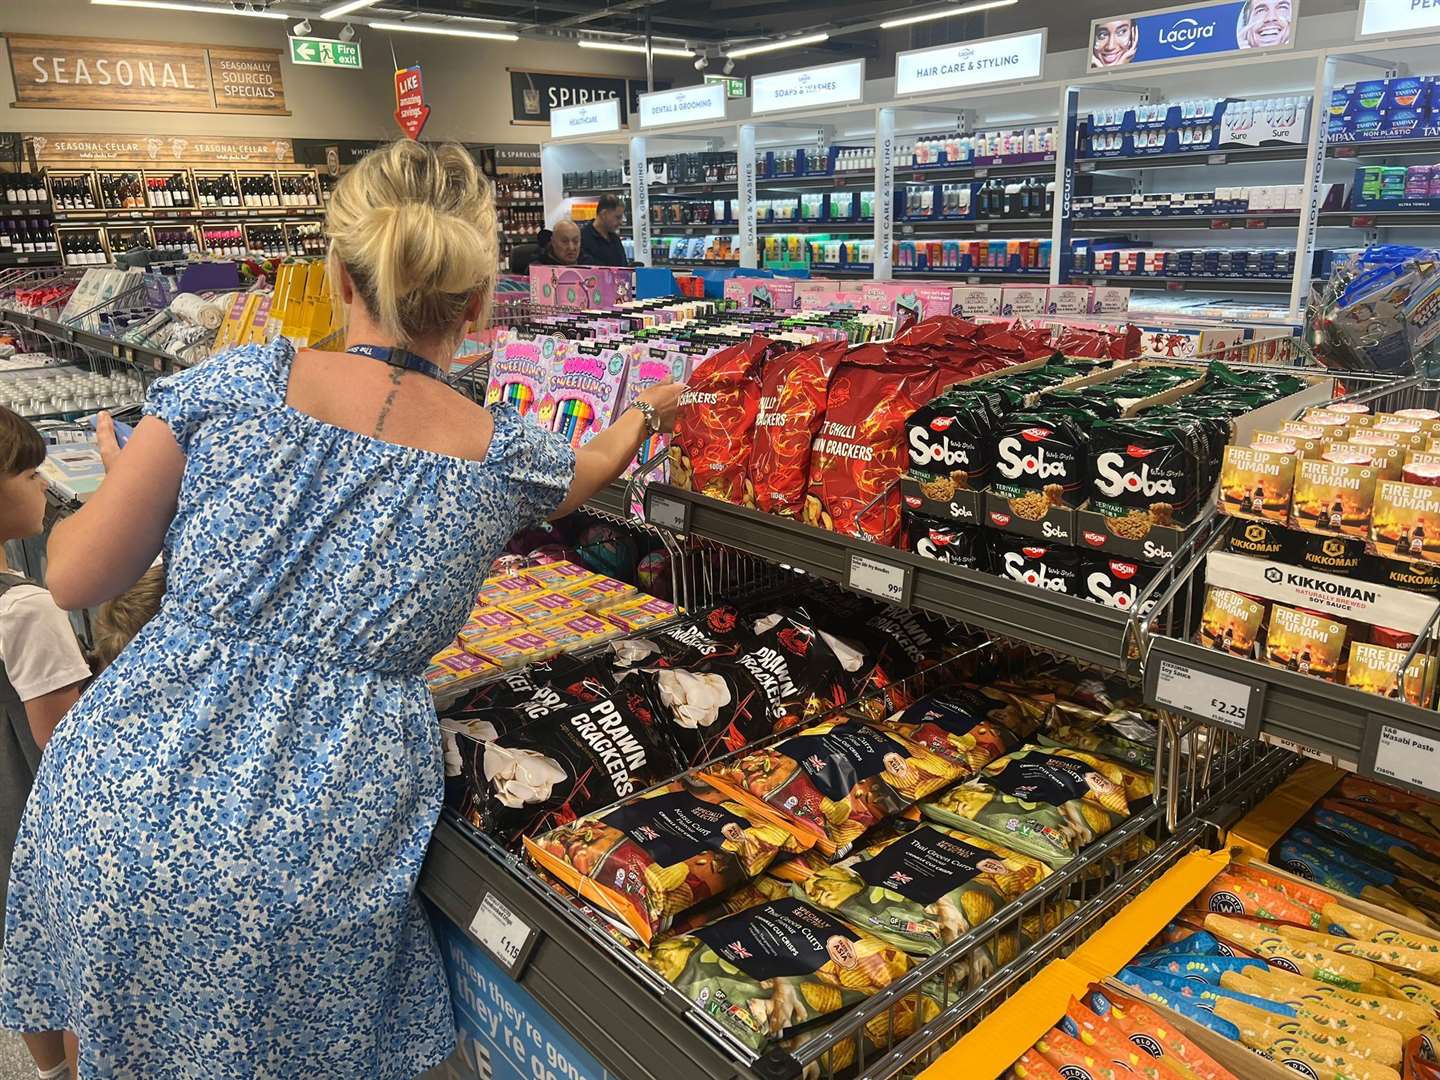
<box><xmin>27</xmin><ymin>133</ymin><xmax>294</xmax><ymax>164</ymax></box>
<box><xmin>5</xmin><ymin>34</ymin><xmax>288</xmax><ymax>115</ymax></box>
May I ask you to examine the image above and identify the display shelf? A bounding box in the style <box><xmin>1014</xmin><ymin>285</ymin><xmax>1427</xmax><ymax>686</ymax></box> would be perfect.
<box><xmin>638</xmin><ymin>483</ymin><xmax>1139</xmax><ymax>671</ymax></box>
<box><xmin>0</xmin><ymin>308</ymin><xmax>184</xmax><ymax>374</ymax></box>
<box><xmin>896</xmin><ymin>157</ymin><xmax>1057</xmax><ymax>183</ymax></box>
<box><xmin>648</xmin><ymin>221</ymin><xmax>739</xmax><ymax>232</ymax></box>
<box><xmin>757</xmin><ymin>219</ymin><xmax>872</xmax><ymax>231</ymax></box>
<box><xmin>1071</xmin><ymin>214</ymin><xmax>1303</xmax><ymax>232</ymax></box>
<box><xmin>649</xmin><ymin>181</ymin><xmax>738</xmax><ymax>196</ymax></box>
<box><xmin>0</xmin><ymin>252</ymin><xmax>61</xmax><ymax>267</ymax></box>
<box><xmin>757</xmin><ymin>172</ymin><xmax>867</xmax><ymax>189</ymax></box>
<box><xmin>893</xmin><ymin>267</ymin><xmax>1050</xmax><ymax>281</ymax></box>
<box><xmin>899</xmin><ymin>218</ymin><xmax>1052</xmax><ymax>236</ymax></box>
<box><xmin>1329</xmin><ymin>137</ymin><xmax>1440</xmax><ymax>160</ymax></box>
<box><xmin>1319</xmin><ymin>210</ymin><xmax>1440</xmax><ymax>228</ymax></box>
<box><xmin>652</xmin><ymin>257</ymin><xmax>740</xmax><ymax>268</ymax></box>
<box><xmin>1076</xmin><ymin>145</ymin><xmax>1308</xmax><ymax>173</ymax></box>
<box><xmin>2</xmin><ymin>204</ymin><xmax>56</xmax><ymax>218</ymax></box>
<box><xmin>562</xmin><ymin>186</ymin><xmax>626</xmax><ymax>198</ymax></box>
<box><xmin>1071</xmin><ymin>272</ymin><xmax>1300</xmax><ymax>292</ymax></box>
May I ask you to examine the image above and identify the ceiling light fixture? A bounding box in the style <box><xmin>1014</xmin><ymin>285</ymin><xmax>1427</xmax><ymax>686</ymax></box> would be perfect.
<box><xmin>90</xmin><ymin>0</ymin><xmax>288</xmax><ymax>17</ymax></box>
<box><xmin>291</xmin><ymin>18</ymin><xmax>311</xmax><ymax>34</ymax></box>
<box><xmin>879</xmin><ymin>0</ymin><xmax>1018</xmax><ymax>30</ymax></box>
<box><xmin>724</xmin><ymin>31</ymin><xmax>829</xmax><ymax>59</ymax></box>
<box><xmin>369</xmin><ymin>19</ymin><xmax>518</xmax><ymax>40</ymax></box>
<box><xmin>722</xmin><ymin>57</ymin><xmax>735</xmax><ymax>74</ymax></box>
<box><xmin>338</xmin><ymin>22</ymin><xmax>355</xmax><ymax>40</ymax></box>
<box><xmin>576</xmin><ymin>40</ymin><xmax>694</xmax><ymax>57</ymax></box>
<box><xmin>320</xmin><ymin>0</ymin><xmax>379</xmax><ymax>17</ymax></box>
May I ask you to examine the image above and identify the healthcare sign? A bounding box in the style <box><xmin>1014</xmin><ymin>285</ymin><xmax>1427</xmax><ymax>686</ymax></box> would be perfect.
<box><xmin>1088</xmin><ymin>0</ymin><xmax>1298</xmax><ymax>71</ymax></box>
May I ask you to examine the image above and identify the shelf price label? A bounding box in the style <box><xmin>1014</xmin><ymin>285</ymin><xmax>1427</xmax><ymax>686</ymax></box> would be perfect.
<box><xmin>846</xmin><ymin>553</ymin><xmax>912</xmax><ymax>606</ymax></box>
<box><xmin>1363</xmin><ymin>716</ymin><xmax>1440</xmax><ymax>796</ymax></box>
<box><xmin>1150</xmin><ymin>658</ymin><xmax>1262</xmax><ymax>737</ymax></box>
<box><xmin>646</xmin><ymin>491</ymin><xmax>690</xmax><ymax>533</ymax></box>
<box><xmin>468</xmin><ymin>890</ymin><xmax>537</xmax><ymax>977</ymax></box>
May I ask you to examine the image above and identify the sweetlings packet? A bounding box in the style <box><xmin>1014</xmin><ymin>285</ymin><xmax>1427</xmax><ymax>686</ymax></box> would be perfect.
<box><xmin>702</xmin><ymin>719</ymin><xmax>967</xmax><ymax>856</ymax></box>
<box><xmin>640</xmin><ymin>896</ymin><xmax>911</xmax><ymax>1051</ymax></box>
<box><xmin>788</xmin><ymin>822</ymin><xmax>1051</xmax><ymax>955</ymax></box>
<box><xmin>524</xmin><ymin>776</ymin><xmax>813</xmax><ymax>944</ymax></box>
<box><xmin>919</xmin><ymin>746</ymin><xmax>1138</xmax><ymax>866</ymax></box>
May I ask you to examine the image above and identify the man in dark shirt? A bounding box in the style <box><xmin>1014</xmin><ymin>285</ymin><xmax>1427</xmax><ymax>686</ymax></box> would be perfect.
<box><xmin>579</xmin><ymin>193</ymin><xmax>629</xmax><ymax>266</ymax></box>
<box><xmin>509</xmin><ymin>219</ymin><xmax>582</xmax><ymax>274</ymax></box>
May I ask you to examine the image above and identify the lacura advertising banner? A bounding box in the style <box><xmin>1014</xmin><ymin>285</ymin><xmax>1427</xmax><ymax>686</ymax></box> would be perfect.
<box><xmin>1087</xmin><ymin>0</ymin><xmax>1298</xmax><ymax>71</ymax></box>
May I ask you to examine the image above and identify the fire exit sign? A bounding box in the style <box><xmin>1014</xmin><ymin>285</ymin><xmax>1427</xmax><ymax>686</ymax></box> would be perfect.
<box><xmin>704</xmin><ymin>74</ymin><xmax>746</xmax><ymax>98</ymax></box>
<box><xmin>289</xmin><ymin>37</ymin><xmax>363</xmax><ymax>69</ymax></box>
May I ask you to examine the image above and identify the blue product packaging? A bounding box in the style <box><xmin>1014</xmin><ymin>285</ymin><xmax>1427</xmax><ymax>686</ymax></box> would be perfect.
<box><xmin>1351</xmin><ymin>108</ymin><xmax>1387</xmax><ymax>141</ymax></box>
<box><xmin>1354</xmin><ymin>80</ymin><xmax>1388</xmax><ymax>111</ymax></box>
<box><xmin>1382</xmin><ymin>76</ymin><xmax>1430</xmax><ymax>112</ymax></box>
<box><xmin>1378</xmin><ymin>109</ymin><xmax>1427</xmax><ymax>141</ymax></box>
<box><xmin>1330</xmin><ymin>83</ymin><xmax>1356</xmax><ymax>118</ymax></box>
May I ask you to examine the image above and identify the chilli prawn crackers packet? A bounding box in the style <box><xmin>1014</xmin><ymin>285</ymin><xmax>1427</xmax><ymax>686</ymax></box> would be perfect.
<box><xmin>670</xmin><ymin>336</ymin><xmax>772</xmax><ymax>502</ymax></box>
<box><xmin>524</xmin><ymin>775</ymin><xmax>811</xmax><ymax>944</ymax></box>
<box><xmin>640</xmin><ymin>897</ymin><xmax>911</xmax><ymax>1052</ymax></box>
<box><xmin>702</xmin><ymin>719</ymin><xmax>965</xmax><ymax>856</ymax></box>
<box><xmin>786</xmin><ymin>822</ymin><xmax>1051</xmax><ymax>956</ymax></box>
<box><xmin>748</xmin><ymin>340</ymin><xmax>847</xmax><ymax>515</ymax></box>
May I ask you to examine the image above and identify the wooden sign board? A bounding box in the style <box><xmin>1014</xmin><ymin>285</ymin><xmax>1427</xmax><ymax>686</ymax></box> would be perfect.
<box><xmin>27</xmin><ymin>132</ymin><xmax>294</xmax><ymax>164</ymax></box>
<box><xmin>5</xmin><ymin>34</ymin><xmax>289</xmax><ymax>116</ymax></box>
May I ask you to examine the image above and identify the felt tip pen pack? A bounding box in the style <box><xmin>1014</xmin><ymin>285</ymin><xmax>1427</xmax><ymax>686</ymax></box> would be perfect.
<box><xmin>485</xmin><ymin>333</ymin><xmax>568</xmax><ymax>419</ymax></box>
<box><xmin>542</xmin><ymin>347</ymin><xmax>629</xmax><ymax>450</ymax></box>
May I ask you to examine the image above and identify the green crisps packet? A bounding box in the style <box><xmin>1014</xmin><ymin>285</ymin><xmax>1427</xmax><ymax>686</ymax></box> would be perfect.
<box><xmin>641</xmin><ymin>897</ymin><xmax>912</xmax><ymax>1051</ymax></box>
<box><xmin>919</xmin><ymin>747</ymin><xmax>1132</xmax><ymax>866</ymax></box>
<box><xmin>787</xmin><ymin>823</ymin><xmax>1052</xmax><ymax>955</ymax></box>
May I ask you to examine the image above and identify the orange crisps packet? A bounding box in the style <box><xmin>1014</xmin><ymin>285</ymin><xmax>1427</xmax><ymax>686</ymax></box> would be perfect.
<box><xmin>702</xmin><ymin>719</ymin><xmax>965</xmax><ymax>857</ymax></box>
<box><xmin>1061</xmin><ymin>998</ymin><xmax>1185</xmax><ymax>1080</ymax></box>
<box><xmin>1225</xmin><ymin>861</ymin><xmax>1339</xmax><ymax>914</ymax></box>
<box><xmin>1192</xmin><ymin>868</ymin><xmax>1327</xmax><ymax>930</ymax></box>
<box><xmin>1036</xmin><ymin>1026</ymin><xmax>1125</xmax><ymax>1080</ymax></box>
<box><xmin>1010</xmin><ymin>1048</ymin><xmax>1066</xmax><ymax>1079</ymax></box>
<box><xmin>524</xmin><ymin>775</ymin><xmax>811</xmax><ymax>944</ymax></box>
<box><xmin>1083</xmin><ymin>987</ymin><xmax>1238</xmax><ymax>1080</ymax></box>
<box><xmin>748</xmin><ymin>341</ymin><xmax>846</xmax><ymax>516</ymax></box>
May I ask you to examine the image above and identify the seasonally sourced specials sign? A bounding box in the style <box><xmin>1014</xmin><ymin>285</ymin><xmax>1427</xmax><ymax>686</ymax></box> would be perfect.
<box><xmin>1358</xmin><ymin>0</ymin><xmax>1440</xmax><ymax>37</ymax></box>
<box><xmin>5</xmin><ymin>34</ymin><xmax>288</xmax><ymax>115</ymax></box>
<box><xmin>1087</xmin><ymin>0</ymin><xmax>1298</xmax><ymax>71</ymax></box>
<box><xmin>394</xmin><ymin>65</ymin><xmax>430</xmax><ymax>141</ymax></box>
<box><xmin>751</xmin><ymin>59</ymin><xmax>866</xmax><ymax>115</ymax></box>
<box><xmin>550</xmin><ymin>97</ymin><xmax>622</xmax><ymax>138</ymax></box>
<box><xmin>638</xmin><ymin>82</ymin><xmax>727</xmax><ymax>128</ymax></box>
<box><xmin>895</xmin><ymin>30</ymin><xmax>1046</xmax><ymax>96</ymax></box>
<box><xmin>27</xmin><ymin>132</ymin><xmax>294</xmax><ymax>164</ymax></box>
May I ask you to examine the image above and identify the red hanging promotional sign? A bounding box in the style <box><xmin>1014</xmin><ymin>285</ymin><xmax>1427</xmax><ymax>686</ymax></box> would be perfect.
<box><xmin>394</xmin><ymin>65</ymin><xmax>430</xmax><ymax>140</ymax></box>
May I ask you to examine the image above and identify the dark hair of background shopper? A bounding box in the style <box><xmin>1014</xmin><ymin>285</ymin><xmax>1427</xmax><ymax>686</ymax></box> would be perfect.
<box><xmin>580</xmin><ymin>193</ymin><xmax>630</xmax><ymax>266</ymax></box>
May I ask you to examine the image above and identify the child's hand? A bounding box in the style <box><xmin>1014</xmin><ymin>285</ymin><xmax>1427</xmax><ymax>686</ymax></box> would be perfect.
<box><xmin>96</xmin><ymin>411</ymin><xmax>123</xmax><ymax>473</ymax></box>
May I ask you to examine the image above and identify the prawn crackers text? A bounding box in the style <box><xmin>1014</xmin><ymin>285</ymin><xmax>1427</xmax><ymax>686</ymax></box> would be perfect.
<box><xmin>641</xmin><ymin>897</ymin><xmax>910</xmax><ymax>1051</ymax></box>
<box><xmin>525</xmin><ymin>777</ymin><xmax>811</xmax><ymax>944</ymax></box>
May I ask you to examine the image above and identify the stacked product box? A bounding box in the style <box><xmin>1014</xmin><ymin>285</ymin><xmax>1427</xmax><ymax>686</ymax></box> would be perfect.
<box><xmin>1330</xmin><ymin>76</ymin><xmax>1439</xmax><ymax>144</ymax></box>
<box><xmin>1209</xmin><ymin>401</ymin><xmax>1440</xmax><ymax>705</ymax></box>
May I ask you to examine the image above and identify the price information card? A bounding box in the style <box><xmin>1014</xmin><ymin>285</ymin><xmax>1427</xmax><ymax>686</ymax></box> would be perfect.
<box><xmin>1367</xmin><ymin>720</ymin><xmax>1440</xmax><ymax>796</ymax></box>
<box><xmin>1150</xmin><ymin>658</ymin><xmax>1262</xmax><ymax>738</ymax></box>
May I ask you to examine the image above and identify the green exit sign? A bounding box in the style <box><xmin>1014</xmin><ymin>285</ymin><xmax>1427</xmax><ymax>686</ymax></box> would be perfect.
<box><xmin>289</xmin><ymin>36</ymin><xmax>363</xmax><ymax>69</ymax></box>
<box><xmin>704</xmin><ymin>74</ymin><xmax>745</xmax><ymax>99</ymax></box>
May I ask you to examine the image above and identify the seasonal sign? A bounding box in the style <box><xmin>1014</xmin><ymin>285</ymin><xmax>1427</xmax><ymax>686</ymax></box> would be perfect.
<box><xmin>4</xmin><ymin>34</ymin><xmax>288</xmax><ymax>115</ymax></box>
<box><xmin>1086</xmin><ymin>0</ymin><xmax>1298</xmax><ymax>71</ymax></box>
<box><xmin>26</xmin><ymin>132</ymin><xmax>294</xmax><ymax>164</ymax></box>
<box><xmin>394</xmin><ymin>65</ymin><xmax>430</xmax><ymax>141</ymax></box>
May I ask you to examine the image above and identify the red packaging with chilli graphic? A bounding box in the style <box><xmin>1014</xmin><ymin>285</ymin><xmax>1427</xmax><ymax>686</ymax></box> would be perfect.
<box><xmin>804</xmin><ymin>353</ymin><xmax>971</xmax><ymax>545</ymax></box>
<box><xmin>669</xmin><ymin>336</ymin><xmax>772</xmax><ymax>502</ymax></box>
<box><xmin>749</xmin><ymin>340</ymin><xmax>848</xmax><ymax>515</ymax></box>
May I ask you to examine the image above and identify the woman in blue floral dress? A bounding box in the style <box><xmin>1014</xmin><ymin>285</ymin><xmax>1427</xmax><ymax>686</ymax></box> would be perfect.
<box><xmin>0</xmin><ymin>140</ymin><xmax>682</xmax><ymax>1079</ymax></box>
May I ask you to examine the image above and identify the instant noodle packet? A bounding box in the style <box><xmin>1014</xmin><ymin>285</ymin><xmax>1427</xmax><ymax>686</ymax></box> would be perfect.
<box><xmin>640</xmin><ymin>897</ymin><xmax>910</xmax><ymax>1051</ymax></box>
<box><xmin>524</xmin><ymin>776</ymin><xmax>811</xmax><ymax>944</ymax></box>
<box><xmin>703</xmin><ymin>719</ymin><xmax>965</xmax><ymax>856</ymax></box>
<box><xmin>788</xmin><ymin>823</ymin><xmax>1050</xmax><ymax>955</ymax></box>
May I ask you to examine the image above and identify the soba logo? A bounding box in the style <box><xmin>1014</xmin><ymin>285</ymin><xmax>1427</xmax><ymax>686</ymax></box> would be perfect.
<box><xmin>1157</xmin><ymin>15</ymin><xmax>1215</xmax><ymax>51</ymax></box>
<box><xmin>1281</xmin><ymin>1060</ymin><xmax>1321</xmax><ymax>1080</ymax></box>
<box><xmin>1207</xmin><ymin>890</ymin><xmax>1245</xmax><ymax>915</ymax></box>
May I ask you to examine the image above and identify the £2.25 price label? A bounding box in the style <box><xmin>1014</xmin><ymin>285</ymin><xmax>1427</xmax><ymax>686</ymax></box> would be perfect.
<box><xmin>846</xmin><ymin>554</ymin><xmax>911</xmax><ymax>606</ymax></box>
<box><xmin>1150</xmin><ymin>658</ymin><xmax>1262</xmax><ymax>737</ymax></box>
<box><xmin>468</xmin><ymin>891</ymin><xmax>537</xmax><ymax>976</ymax></box>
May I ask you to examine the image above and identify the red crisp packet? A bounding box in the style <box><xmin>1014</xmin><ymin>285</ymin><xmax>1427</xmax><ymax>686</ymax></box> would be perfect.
<box><xmin>670</xmin><ymin>336</ymin><xmax>772</xmax><ymax>503</ymax></box>
<box><xmin>749</xmin><ymin>340</ymin><xmax>846</xmax><ymax>516</ymax></box>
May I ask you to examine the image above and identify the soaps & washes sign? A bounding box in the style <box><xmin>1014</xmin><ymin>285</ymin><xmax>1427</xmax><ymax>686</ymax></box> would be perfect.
<box><xmin>895</xmin><ymin>30</ymin><xmax>1046</xmax><ymax>96</ymax></box>
<box><xmin>752</xmin><ymin>60</ymin><xmax>865</xmax><ymax>114</ymax></box>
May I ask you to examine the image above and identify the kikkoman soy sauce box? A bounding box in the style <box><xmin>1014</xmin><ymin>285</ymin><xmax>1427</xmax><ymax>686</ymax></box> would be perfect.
<box><xmin>1199</xmin><ymin>587</ymin><xmax>1267</xmax><ymax>659</ymax></box>
<box><xmin>1265</xmin><ymin>604</ymin><xmax>1348</xmax><ymax>681</ymax></box>
<box><xmin>1346</xmin><ymin>641</ymin><xmax>1437</xmax><ymax>706</ymax></box>
<box><xmin>1218</xmin><ymin>445</ymin><xmax>1296</xmax><ymax>523</ymax></box>
<box><xmin>1291</xmin><ymin>455</ymin><xmax>1380</xmax><ymax>539</ymax></box>
<box><xmin>1372</xmin><ymin>480</ymin><xmax>1440</xmax><ymax>564</ymax></box>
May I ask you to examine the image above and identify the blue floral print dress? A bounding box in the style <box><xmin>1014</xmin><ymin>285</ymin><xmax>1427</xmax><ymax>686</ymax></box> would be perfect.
<box><xmin>0</xmin><ymin>339</ymin><xmax>575</xmax><ymax>1079</ymax></box>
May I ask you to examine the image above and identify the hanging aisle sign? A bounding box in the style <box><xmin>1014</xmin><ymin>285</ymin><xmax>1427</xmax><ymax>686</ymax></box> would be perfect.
<box><xmin>1358</xmin><ymin>0</ymin><xmax>1440</xmax><ymax>38</ymax></box>
<box><xmin>751</xmin><ymin>59</ymin><xmax>865</xmax><ymax>115</ymax></box>
<box><xmin>895</xmin><ymin>29</ymin><xmax>1046</xmax><ymax>96</ymax></box>
<box><xmin>638</xmin><ymin>83</ymin><xmax>727</xmax><ymax>128</ymax></box>
<box><xmin>550</xmin><ymin>98</ymin><xmax>622</xmax><ymax>139</ymax></box>
<box><xmin>27</xmin><ymin>132</ymin><xmax>293</xmax><ymax>164</ymax></box>
<box><xmin>394</xmin><ymin>65</ymin><xmax>430</xmax><ymax>140</ymax></box>
<box><xmin>4</xmin><ymin>33</ymin><xmax>288</xmax><ymax>115</ymax></box>
<box><xmin>1086</xmin><ymin>0</ymin><xmax>1299</xmax><ymax>71</ymax></box>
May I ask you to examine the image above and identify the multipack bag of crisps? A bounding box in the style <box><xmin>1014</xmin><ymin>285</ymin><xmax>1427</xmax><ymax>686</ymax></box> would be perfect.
<box><xmin>641</xmin><ymin>897</ymin><xmax>911</xmax><ymax>1051</ymax></box>
<box><xmin>868</xmin><ymin>692</ymin><xmax>1021</xmax><ymax>775</ymax></box>
<box><xmin>787</xmin><ymin>822</ymin><xmax>1050</xmax><ymax>955</ymax></box>
<box><xmin>920</xmin><ymin>746</ymin><xmax>1139</xmax><ymax>866</ymax></box>
<box><xmin>670</xmin><ymin>336</ymin><xmax>773</xmax><ymax>502</ymax></box>
<box><xmin>703</xmin><ymin>719</ymin><xmax>965</xmax><ymax>856</ymax></box>
<box><xmin>749</xmin><ymin>340</ymin><xmax>847</xmax><ymax>515</ymax></box>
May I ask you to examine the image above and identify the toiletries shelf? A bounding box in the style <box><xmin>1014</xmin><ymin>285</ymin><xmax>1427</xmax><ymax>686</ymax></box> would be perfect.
<box><xmin>756</xmin><ymin>219</ymin><xmax>873</xmax><ymax>231</ymax></box>
<box><xmin>1071</xmin><ymin>214</ymin><xmax>1303</xmax><ymax>231</ymax></box>
<box><xmin>1330</xmin><ymin>137</ymin><xmax>1440</xmax><ymax>160</ymax></box>
<box><xmin>1077</xmin><ymin>145</ymin><xmax>1308</xmax><ymax>172</ymax></box>
<box><xmin>899</xmin><ymin>218</ymin><xmax>1054</xmax><ymax>236</ymax></box>
<box><xmin>893</xmin><ymin>267</ymin><xmax>1052</xmax><ymax>280</ymax></box>
<box><xmin>1072</xmin><ymin>272</ymin><xmax>1304</xmax><ymax>292</ymax></box>
<box><xmin>757</xmin><ymin>172</ymin><xmax>873</xmax><ymax>190</ymax></box>
<box><xmin>653</xmin><ymin>258</ymin><xmax>741</xmax><ymax>267</ymax></box>
<box><xmin>895</xmin><ymin>157</ymin><xmax>1059</xmax><ymax>184</ymax></box>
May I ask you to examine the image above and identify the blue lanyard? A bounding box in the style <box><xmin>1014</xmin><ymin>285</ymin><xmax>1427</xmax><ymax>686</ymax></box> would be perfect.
<box><xmin>345</xmin><ymin>343</ymin><xmax>448</xmax><ymax>382</ymax></box>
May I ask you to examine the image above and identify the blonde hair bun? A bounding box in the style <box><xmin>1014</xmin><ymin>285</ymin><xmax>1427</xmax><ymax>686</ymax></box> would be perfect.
<box><xmin>326</xmin><ymin>140</ymin><xmax>498</xmax><ymax>345</ymax></box>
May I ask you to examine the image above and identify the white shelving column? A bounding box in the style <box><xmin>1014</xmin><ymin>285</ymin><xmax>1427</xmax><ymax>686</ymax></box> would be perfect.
<box><xmin>629</xmin><ymin>135</ymin><xmax>651</xmax><ymax>268</ymax></box>
<box><xmin>540</xmin><ymin>143</ymin><xmax>564</xmax><ymax>228</ymax></box>
<box><xmin>875</xmin><ymin>106</ymin><xmax>896</xmax><ymax>282</ymax></box>
<box><xmin>1293</xmin><ymin>54</ymin><xmax>1337</xmax><ymax>322</ymax></box>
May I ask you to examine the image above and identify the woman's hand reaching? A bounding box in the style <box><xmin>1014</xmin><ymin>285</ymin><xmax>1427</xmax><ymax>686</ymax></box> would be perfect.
<box><xmin>636</xmin><ymin>382</ymin><xmax>686</xmax><ymax>434</ymax></box>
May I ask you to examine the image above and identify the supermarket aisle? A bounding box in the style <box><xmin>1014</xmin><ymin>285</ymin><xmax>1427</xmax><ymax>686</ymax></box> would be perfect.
<box><xmin>0</xmin><ymin>1029</ymin><xmax>28</xmax><ymax>1080</ymax></box>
